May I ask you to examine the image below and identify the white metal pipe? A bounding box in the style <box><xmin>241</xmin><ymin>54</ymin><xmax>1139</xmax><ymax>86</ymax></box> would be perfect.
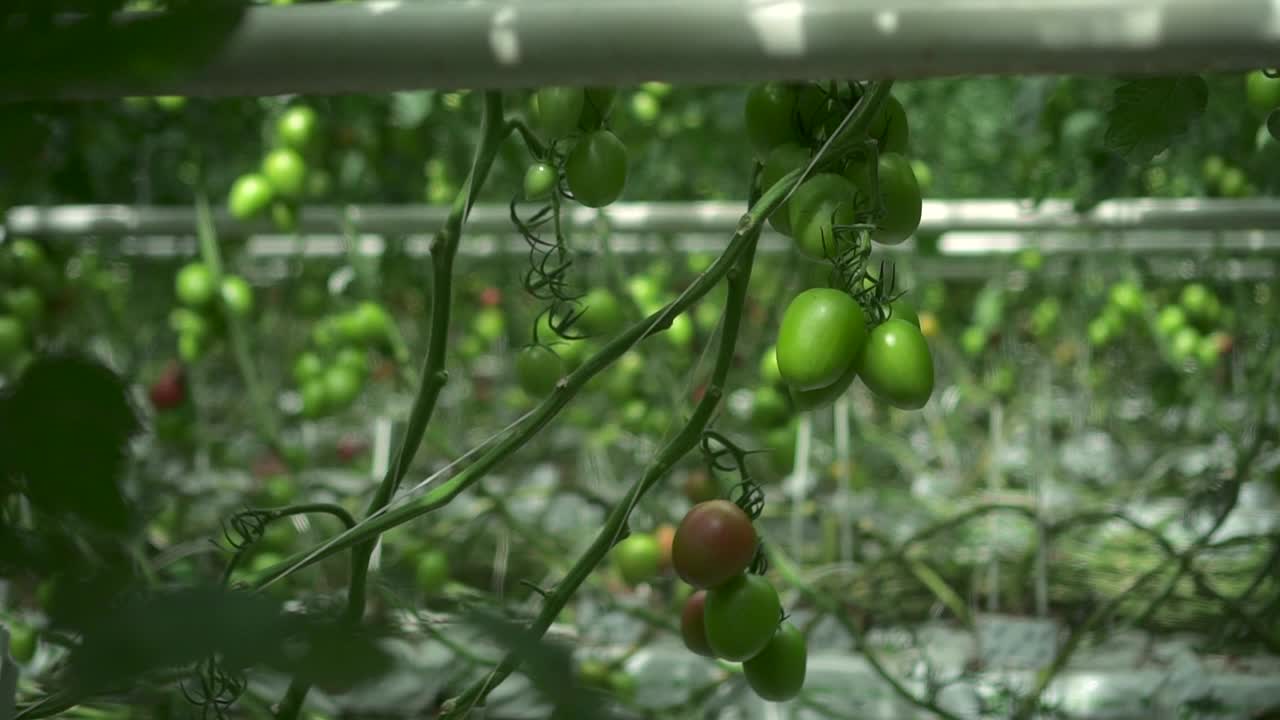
<box><xmin>10</xmin><ymin>199</ymin><xmax>1280</xmax><ymax>238</ymax></box>
<box><xmin>10</xmin><ymin>0</ymin><xmax>1280</xmax><ymax>100</ymax></box>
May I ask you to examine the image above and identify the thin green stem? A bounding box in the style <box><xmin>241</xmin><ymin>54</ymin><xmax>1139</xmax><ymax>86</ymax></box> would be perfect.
<box><xmin>274</xmin><ymin>91</ymin><xmax>512</xmax><ymax>720</ymax></box>
<box><xmin>767</xmin><ymin>543</ymin><xmax>965</xmax><ymax>720</ymax></box>
<box><xmin>439</xmin><ymin>201</ymin><xmax>763</xmax><ymax>720</ymax></box>
<box><xmin>193</xmin><ymin>186</ymin><xmax>284</xmax><ymax>460</ymax></box>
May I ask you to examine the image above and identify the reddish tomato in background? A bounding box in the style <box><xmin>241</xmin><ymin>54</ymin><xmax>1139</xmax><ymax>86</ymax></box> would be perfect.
<box><xmin>148</xmin><ymin>362</ymin><xmax>186</xmax><ymax>411</ymax></box>
<box><xmin>336</xmin><ymin>435</ymin><xmax>369</xmax><ymax>464</ymax></box>
<box><xmin>680</xmin><ymin>590</ymin><xmax>715</xmax><ymax>657</ymax></box>
<box><xmin>655</xmin><ymin>523</ymin><xmax>677</xmax><ymax>572</ymax></box>
<box><xmin>480</xmin><ymin>287</ymin><xmax>503</xmax><ymax>307</ymax></box>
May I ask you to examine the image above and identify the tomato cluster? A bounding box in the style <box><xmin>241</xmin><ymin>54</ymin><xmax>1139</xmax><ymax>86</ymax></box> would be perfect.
<box><xmin>529</xmin><ymin>88</ymin><xmax>629</xmax><ymax>208</ymax></box>
<box><xmin>741</xmin><ymin>84</ymin><xmax>936</xmax><ymax>415</ymax></box>
<box><xmin>291</xmin><ymin>301</ymin><xmax>394</xmax><ymax>418</ymax></box>
<box><xmin>0</xmin><ymin>238</ymin><xmax>61</xmax><ymax>368</ymax></box>
<box><xmin>226</xmin><ymin>105</ymin><xmax>322</xmax><ymax>229</ymax></box>
<box><xmin>668</xmin><ymin>498</ymin><xmax>807</xmax><ymax>702</ymax></box>
<box><xmin>1083</xmin><ymin>279</ymin><xmax>1231</xmax><ymax>374</ymax></box>
<box><xmin>746</xmin><ymin>82</ymin><xmax>921</xmax><ymax>258</ymax></box>
<box><xmin>169</xmin><ymin>262</ymin><xmax>255</xmax><ymax>362</ymax></box>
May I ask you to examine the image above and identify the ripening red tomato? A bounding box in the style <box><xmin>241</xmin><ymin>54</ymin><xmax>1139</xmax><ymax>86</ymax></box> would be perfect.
<box><xmin>671</xmin><ymin>500</ymin><xmax>757</xmax><ymax>589</ymax></box>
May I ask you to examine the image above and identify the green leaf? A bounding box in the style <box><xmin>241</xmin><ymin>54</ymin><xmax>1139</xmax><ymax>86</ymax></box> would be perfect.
<box><xmin>1104</xmin><ymin>76</ymin><xmax>1208</xmax><ymax>164</ymax></box>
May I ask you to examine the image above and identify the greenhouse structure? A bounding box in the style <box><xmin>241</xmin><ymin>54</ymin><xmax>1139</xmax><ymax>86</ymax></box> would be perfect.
<box><xmin>1</xmin><ymin>2</ymin><xmax>1279</xmax><ymax>719</ymax></box>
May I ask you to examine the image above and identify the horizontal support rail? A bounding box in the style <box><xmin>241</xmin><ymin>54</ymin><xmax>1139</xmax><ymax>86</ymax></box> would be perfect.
<box><xmin>9</xmin><ymin>199</ymin><xmax>1280</xmax><ymax>239</ymax></box>
<box><xmin>4</xmin><ymin>0</ymin><xmax>1280</xmax><ymax>100</ymax></box>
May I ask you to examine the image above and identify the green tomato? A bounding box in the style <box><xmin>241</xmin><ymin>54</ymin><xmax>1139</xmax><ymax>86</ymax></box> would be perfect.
<box><xmin>1016</xmin><ymin>248</ymin><xmax>1044</xmax><ymax>273</ymax></box>
<box><xmin>889</xmin><ymin>297</ymin><xmax>919</xmax><ymax>328</ymax></box>
<box><xmin>760</xmin><ymin>143</ymin><xmax>809</xmax><ymax>236</ymax></box>
<box><xmin>228</xmin><ymin>173</ymin><xmax>274</xmax><ymax>220</ymax></box>
<box><xmin>1170</xmin><ymin>326</ymin><xmax>1201</xmax><ymax>364</ymax></box>
<box><xmin>265</xmin><ymin>475</ymin><xmax>296</xmax><ymax>505</ymax></box>
<box><xmin>271</xmin><ymin>201</ymin><xmax>298</xmax><ymax>232</ymax></box>
<box><xmin>1202</xmin><ymin>155</ymin><xmax>1226</xmax><ymax>184</ymax></box>
<box><xmin>534</xmin><ymin>87</ymin><xmax>585</xmax><ymax>139</ymax></box>
<box><xmin>300</xmin><ymin>379</ymin><xmax>329</xmax><ymax>418</ymax></box>
<box><xmin>1030</xmin><ymin>298</ymin><xmax>1061</xmax><ymax>337</ymax></box>
<box><xmin>416</xmin><ymin>550</ymin><xmax>450</xmax><ymax>593</ymax></box>
<box><xmin>169</xmin><ymin>308</ymin><xmax>208</xmax><ymax>338</ymax></box>
<box><xmin>4</xmin><ymin>287</ymin><xmax>43</xmax><ymax>326</ymax></box>
<box><xmin>1269</xmin><ymin>109</ymin><xmax>1280</xmax><ymax>144</ymax></box>
<box><xmin>565</xmin><ymin>130</ymin><xmax>628</xmax><ymax>208</ymax></box>
<box><xmin>1156</xmin><ymin>305</ymin><xmax>1187</xmax><ymax>337</ymax></box>
<box><xmin>787</xmin><ymin>173</ymin><xmax>857</xmax><ymax>259</ymax></box>
<box><xmin>250</xmin><ymin>551</ymin><xmax>284</xmax><ymax>575</ymax></box>
<box><xmin>578</xmin><ymin>288</ymin><xmax>624</xmax><ymax>337</ymax></box>
<box><xmin>759</xmin><ymin>345</ymin><xmax>783</xmax><ymax>386</ymax></box>
<box><xmin>744</xmin><ymin>83</ymin><xmax>806</xmax><ymax>160</ymax></box>
<box><xmin>262</xmin><ymin>148</ymin><xmax>307</xmax><ymax>199</ymax></box>
<box><xmin>598</xmin><ymin>352</ymin><xmax>639</xmax><ymax>403</ymax></box>
<box><xmin>515</xmin><ymin>345</ymin><xmax>563</xmax><ymax>396</ymax></box>
<box><xmin>629</xmin><ymin>90</ymin><xmax>660</xmax><ymax>125</ymax></box>
<box><xmin>472</xmin><ymin>307</ymin><xmax>505</xmax><ymax>343</ymax></box>
<box><xmin>7</xmin><ymin>623</ymin><xmax>37</xmax><ymax>664</ymax></box>
<box><xmin>627</xmin><ymin>275</ymin><xmax>662</xmax><ymax>308</ymax></box>
<box><xmin>869</xmin><ymin>96</ymin><xmax>909</xmax><ymax>154</ymax></box>
<box><xmin>335</xmin><ymin>347</ymin><xmax>369</xmax><ymax>378</ymax></box>
<box><xmin>351</xmin><ymin>301</ymin><xmax>392</xmax><ymax>344</ymax></box>
<box><xmin>1219</xmin><ymin>167</ymin><xmax>1248</xmax><ymax>197</ymax></box>
<box><xmin>277</xmin><ymin>105</ymin><xmax>320</xmax><ymax>152</ymax></box>
<box><xmin>751</xmin><ymin>385</ymin><xmax>790</xmax><ymax>429</ymax></box>
<box><xmin>578</xmin><ymin>87</ymin><xmax>617</xmax><ymax>131</ymax></box>
<box><xmin>1180</xmin><ymin>283</ymin><xmax>1214</xmax><ymax>320</ymax></box>
<box><xmin>1246</xmin><ymin>70</ymin><xmax>1280</xmax><ymax>114</ymax></box>
<box><xmin>911</xmin><ymin>160</ymin><xmax>933</xmax><ymax>192</ymax></box>
<box><xmin>324</xmin><ymin>364</ymin><xmax>363</xmax><ymax>410</ymax></box>
<box><xmin>220</xmin><ymin>275</ymin><xmax>254</xmax><ymax>317</ymax></box>
<box><xmin>857</xmin><ymin>318</ymin><xmax>934</xmax><ymax>410</ymax></box>
<box><xmin>523</xmin><ymin>162</ymin><xmax>558</xmax><ymax>201</ymax></box>
<box><xmin>666</xmin><ymin>312</ymin><xmax>694</xmax><ymax>348</ymax></box>
<box><xmin>576</xmin><ymin>659</ymin><xmax>611</xmax><ymax>690</ymax></box>
<box><xmin>612</xmin><ymin>533</ymin><xmax>662</xmax><ymax>586</ymax></box>
<box><xmin>961</xmin><ymin>326</ymin><xmax>986</xmax><ymax>357</ymax></box>
<box><xmin>177</xmin><ymin>330</ymin><xmax>204</xmax><ymax>363</ymax></box>
<box><xmin>695</xmin><ymin>300</ymin><xmax>722</xmax><ymax>333</ymax></box>
<box><xmin>1087</xmin><ymin>317</ymin><xmax>1112</xmax><ymax>348</ymax></box>
<box><xmin>846</xmin><ymin>152</ymin><xmax>922</xmax><ymax>246</ymax></box>
<box><xmin>704</xmin><ymin>574</ymin><xmax>781</xmax><ymax>661</ymax></box>
<box><xmin>7</xmin><ymin>238</ymin><xmax>48</xmax><ymax>277</ymax></box>
<box><xmin>776</xmin><ymin>288</ymin><xmax>867</xmax><ymax>391</ymax></box>
<box><xmin>608</xmin><ymin>670</ymin><xmax>636</xmax><ymax>701</ymax></box>
<box><xmin>620</xmin><ymin>398</ymin><xmax>648</xmax><ymax>434</ymax></box>
<box><xmin>175</xmin><ymin>262</ymin><xmax>216</xmax><ymax>307</ymax></box>
<box><xmin>790</xmin><ymin>360</ymin><xmax>858</xmax><ymax>412</ymax></box>
<box><xmin>1109</xmin><ymin>282</ymin><xmax>1144</xmax><ymax>315</ymax></box>
<box><xmin>293</xmin><ymin>352</ymin><xmax>324</xmax><ymax>385</ymax></box>
<box><xmin>0</xmin><ymin>315</ymin><xmax>24</xmax><ymax>359</ymax></box>
<box><xmin>1196</xmin><ymin>334</ymin><xmax>1221</xmax><ymax>369</ymax></box>
<box><xmin>743</xmin><ymin>622</ymin><xmax>807</xmax><ymax>702</ymax></box>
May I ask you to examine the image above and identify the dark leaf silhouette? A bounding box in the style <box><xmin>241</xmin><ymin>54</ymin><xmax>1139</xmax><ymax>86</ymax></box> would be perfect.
<box><xmin>66</xmin><ymin>585</ymin><xmax>291</xmax><ymax>692</ymax></box>
<box><xmin>0</xmin><ymin>352</ymin><xmax>141</xmax><ymax>532</ymax></box>
<box><xmin>264</xmin><ymin>620</ymin><xmax>395</xmax><ymax>693</ymax></box>
<box><xmin>0</xmin><ymin>1</ymin><xmax>250</xmax><ymax>101</ymax></box>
